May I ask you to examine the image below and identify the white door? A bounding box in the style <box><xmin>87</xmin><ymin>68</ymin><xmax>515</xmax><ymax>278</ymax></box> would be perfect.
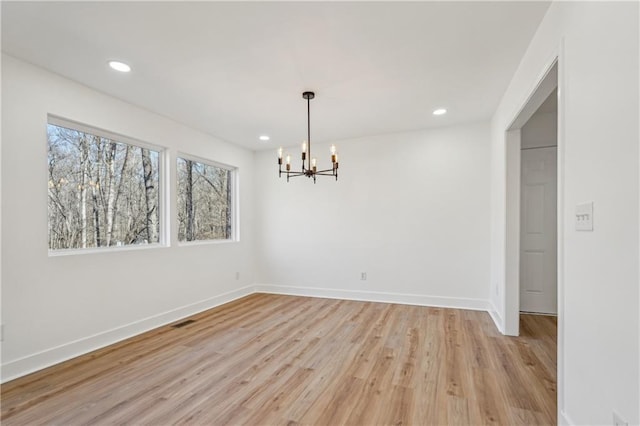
<box><xmin>520</xmin><ymin>146</ymin><xmax>557</xmax><ymax>314</ymax></box>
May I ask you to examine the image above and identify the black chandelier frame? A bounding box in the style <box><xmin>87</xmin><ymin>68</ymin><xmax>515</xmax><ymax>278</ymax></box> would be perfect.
<box><xmin>278</xmin><ymin>91</ymin><xmax>338</xmax><ymax>183</ymax></box>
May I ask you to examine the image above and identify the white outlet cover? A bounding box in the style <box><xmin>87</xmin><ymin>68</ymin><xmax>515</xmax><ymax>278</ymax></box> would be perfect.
<box><xmin>575</xmin><ymin>202</ymin><xmax>594</xmax><ymax>231</ymax></box>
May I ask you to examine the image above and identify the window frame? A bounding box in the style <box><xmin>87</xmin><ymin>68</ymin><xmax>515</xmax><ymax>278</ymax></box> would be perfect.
<box><xmin>175</xmin><ymin>152</ymin><xmax>238</xmax><ymax>245</ymax></box>
<box><xmin>47</xmin><ymin>115</ymin><xmax>168</xmax><ymax>256</ymax></box>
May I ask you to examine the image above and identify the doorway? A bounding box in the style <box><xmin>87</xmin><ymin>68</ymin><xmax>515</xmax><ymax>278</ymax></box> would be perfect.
<box><xmin>519</xmin><ymin>89</ymin><xmax>558</xmax><ymax>315</ymax></box>
<box><xmin>503</xmin><ymin>56</ymin><xmax>562</xmax><ymax>423</ymax></box>
<box><xmin>504</xmin><ymin>60</ymin><xmax>558</xmax><ymax>334</ymax></box>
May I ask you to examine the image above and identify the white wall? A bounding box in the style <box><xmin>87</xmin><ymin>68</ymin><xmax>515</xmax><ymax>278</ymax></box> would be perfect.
<box><xmin>255</xmin><ymin>122</ymin><xmax>491</xmax><ymax>310</ymax></box>
<box><xmin>521</xmin><ymin>109</ymin><xmax>557</xmax><ymax>149</ymax></box>
<box><xmin>1</xmin><ymin>55</ymin><xmax>256</xmax><ymax>381</ymax></box>
<box><xmin>490</xmin><ymin>2</ymin><xmax>639</xmax><ymax>424</ymax></box>
<box><xmin>0</xmin><ymin>51</ymin><xmax>4</xmax><ymax>367</ymax></box>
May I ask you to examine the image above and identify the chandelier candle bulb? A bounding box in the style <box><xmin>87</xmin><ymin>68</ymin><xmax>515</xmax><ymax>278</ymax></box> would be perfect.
<box><xmin>311</xmin><ymin>158</ymin><xmax>317</xmax><ymax>172</ymax></box>
<box><xmin>330</xmin><ymin>144</ymin><xmax>337</xmax><ymax>155</ymax></box>
<box><xmin>277</xmin><ymin>147</ymin><xmax>283</xmax><ymax>164</ymax></box>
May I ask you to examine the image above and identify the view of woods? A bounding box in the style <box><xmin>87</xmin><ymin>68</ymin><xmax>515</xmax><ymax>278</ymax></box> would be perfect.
<box><xmin>47</xmin><ymin>123</ymin><xmax>160</xmax><ymax>250</ymax></box>
<box><xmin>47</xmin><ymin>121</ymin><xmax>233</xmax><ymax>250</ymax></box>
<box><xmin>177</xmin><ymin>158</ymin><xmax>232</xmax><ymax>241</ymax></box>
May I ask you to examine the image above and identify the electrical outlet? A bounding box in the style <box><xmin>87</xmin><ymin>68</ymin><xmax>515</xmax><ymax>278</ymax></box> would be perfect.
<box><xmin>361</xmin><ymin>272</ymin><xmax>367</xmax><ymax>281</ymax></box>
<box><xmin>613</xmin><ymin>411</ymin><xmax>628</xmax><ymax>426</ymax></box>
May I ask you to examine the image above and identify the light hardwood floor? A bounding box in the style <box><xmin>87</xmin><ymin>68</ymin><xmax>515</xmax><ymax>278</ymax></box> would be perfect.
<box><xmin>1</xmin><ymin>294</ymin><xmax>557</xmax><ymax>425</ymax></box>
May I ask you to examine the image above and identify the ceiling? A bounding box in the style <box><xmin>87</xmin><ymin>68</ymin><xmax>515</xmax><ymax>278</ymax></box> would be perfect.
<box><xmin>1</xmin><ymin>1</ymin><xmax>550</xmax><ymax>151</ymax></box>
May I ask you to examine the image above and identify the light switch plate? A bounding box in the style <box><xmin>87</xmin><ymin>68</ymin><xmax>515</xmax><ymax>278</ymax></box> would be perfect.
<box><xmin>575</xmin><ymin>202</ymin><xmax>593</xmax><ymax>231</ymax></box>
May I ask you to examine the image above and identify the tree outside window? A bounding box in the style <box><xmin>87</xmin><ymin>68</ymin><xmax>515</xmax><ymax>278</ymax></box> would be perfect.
<box><xmin>47</xmin><ymin>121</ymin><xmax>160</xmax><ymax>250</ymax></box>
<box><xmin>177</xmin><ymin>157</ymin><xmax>233</xmax><ymax>242</ymax></box>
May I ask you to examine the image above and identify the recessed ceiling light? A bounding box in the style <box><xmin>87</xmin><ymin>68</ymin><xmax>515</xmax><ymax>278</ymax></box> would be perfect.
<box><xmin>259</xmin><ymin>135</ymin><xmax>270</xmax><ymax>141</ymax></box>
<box><xmin>433</xmin><ymin>108</ymin><xmax>447</xmax><ymax>116</ymax></box>
<box><xmin>108</xmin><ymin>60</ymin><xmax>131</xmax><ymax>73</ymax></box>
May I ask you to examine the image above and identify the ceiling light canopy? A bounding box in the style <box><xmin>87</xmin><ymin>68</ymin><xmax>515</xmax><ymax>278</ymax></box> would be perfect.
<box><xmin>278</xmin><ymin>92</ymin><xmax>339</xmax><ymax>183</ymax></box>
<box><xmin>108</xmin><ymin>60</ymin><xmax>131</xmax><ymax>73</ymax></box>
<box><xmin>432</xmin><ymin>108</ymin><xmax>447</xmax><ymax>116</ymax></box>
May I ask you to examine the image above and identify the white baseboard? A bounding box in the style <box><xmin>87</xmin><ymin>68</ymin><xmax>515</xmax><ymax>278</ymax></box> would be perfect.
<box><xmin>1</xmin><ymin>285</ymin><xmax>255</xmax><ymax>383</ymax></box>
<box><xmin>488</xmin><ymin>300</ymin><xmax>505</xmax><ymax>333</ymax></box>
<box><xmin>2</xmin><ymin>284</ymin><xmax>496</xmax><ymax>383</ymax></box>
<box><xmin>254</xmin><ymin>284</ymin><xmax>490</xmax><ymax>311</ymax></box>
<box><xmin>559</xmin><ymin>409</ymin><xmax>574</xmax><ymax>425</ymax></box>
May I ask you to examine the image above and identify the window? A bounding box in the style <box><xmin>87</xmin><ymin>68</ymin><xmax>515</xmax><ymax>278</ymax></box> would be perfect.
<box><xmin>177</xmin><ymin>156</ymin><xmax>234</xmax><ymax>242</ymax></box>
<box><xmin>47</xmin><ymin>118</ymin><xmax>161</xmax><ymax>251</ymax></box>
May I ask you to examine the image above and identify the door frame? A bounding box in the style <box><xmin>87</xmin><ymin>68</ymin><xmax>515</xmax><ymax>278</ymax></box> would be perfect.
<box><xmin>502</xmin><ymin>42</ymin><xmax>565</xmax><ymax>421</ymax></box>
<box><xmin>504</xmin><ymin>58</ymin><xmax>559</xmax><ymax>335</ymax></box>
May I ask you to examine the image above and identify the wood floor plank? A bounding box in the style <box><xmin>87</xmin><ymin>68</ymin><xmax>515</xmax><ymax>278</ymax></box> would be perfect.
<box><xmin>1</xmin><ymin>294</ymin><xmax>557</xmax><ymax>425</ymax></box>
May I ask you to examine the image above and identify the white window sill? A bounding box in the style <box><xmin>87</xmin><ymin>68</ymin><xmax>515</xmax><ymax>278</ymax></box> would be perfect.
<box><xmin>177</xmin><ymin>239</ymin><xmax>238</xmax><ymax>247</ymax></box>
<box><xmin>48</xmin><ymin>243</ymin><xmax>168</xmax><ymax>257</ymax></box>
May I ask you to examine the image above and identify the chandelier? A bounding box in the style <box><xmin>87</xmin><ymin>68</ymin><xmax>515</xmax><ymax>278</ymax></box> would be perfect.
<box><xmin>278</xmin><ymin>91</ymin><xmax>339</xmax><ymax>183</ymax></box>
